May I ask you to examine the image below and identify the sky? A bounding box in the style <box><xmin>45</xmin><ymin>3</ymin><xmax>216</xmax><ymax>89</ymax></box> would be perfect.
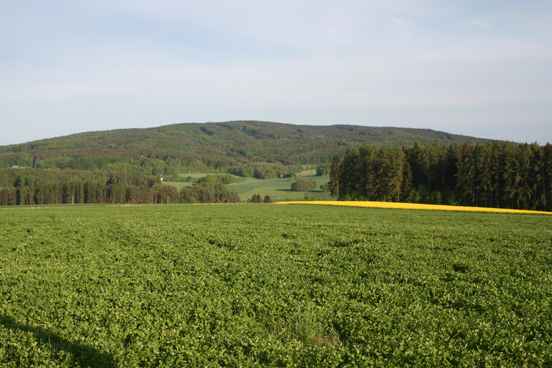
<box><xmin>1</xmin><ymin>0</ymin><xmax>551</xmax><ymax>146</ymax></box>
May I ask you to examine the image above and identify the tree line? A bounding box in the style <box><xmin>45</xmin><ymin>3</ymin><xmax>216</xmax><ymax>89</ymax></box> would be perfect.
<box><xmin>180</xmin><ymin>175</ymin><xmax>241</xmax><ymax>204</ymax></box>
<box><xmin>330</xmin><ymin>141</ymin><xmax>552</xmax><ymax>211</ymax></box>
<box><xmin>0</xmin><ymin>169</ymin><xmax>240</xmax><ymax>206</ymax></box>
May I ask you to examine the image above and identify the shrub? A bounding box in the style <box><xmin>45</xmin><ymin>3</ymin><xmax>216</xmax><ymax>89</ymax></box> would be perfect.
<box><xmin>291</xmin><ymin>178</ymin><xmax>316</xmax><ymax>192</ymax></box>
<box><xmin>316</xmin><ymin>165</ymin><xmax>330</xmax><ymax>176</ymax></box>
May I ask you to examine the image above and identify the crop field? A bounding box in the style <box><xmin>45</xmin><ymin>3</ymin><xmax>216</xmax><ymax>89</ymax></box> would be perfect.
<box><xmin>282</xmin><ymin>201</ymin><xmax>552</xmax><ymax>216</ymax></box>
<box><xmin>1</xmin><ymin>204</ymin><xmax>551</xmax><ymax>367</ymax></box>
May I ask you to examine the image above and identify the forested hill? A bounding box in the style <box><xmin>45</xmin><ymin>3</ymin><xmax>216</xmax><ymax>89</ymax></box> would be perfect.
<box><xmin>0</xmin><ymin>121</ymin><xmax>493</xmax><ymax>172</ymax></box>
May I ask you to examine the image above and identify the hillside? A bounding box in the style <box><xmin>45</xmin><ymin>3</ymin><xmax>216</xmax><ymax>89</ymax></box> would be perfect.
<box><xmin>0</xmin><ymin>121</ymin><xmax>493</xmax><ymax>172</ymax></box>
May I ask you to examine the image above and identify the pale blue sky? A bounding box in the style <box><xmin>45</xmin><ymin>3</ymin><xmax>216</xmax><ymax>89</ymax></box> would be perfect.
<box><xmin>1</xmin><ymin>0</ymin><xmax>551</xmax><ymax>145</ymax></box>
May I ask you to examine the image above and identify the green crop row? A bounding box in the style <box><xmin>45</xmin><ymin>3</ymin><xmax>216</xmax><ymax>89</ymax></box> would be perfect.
<box><xmin>1</xmin><ymin>204</ymin><xmax>551</xmax><ymax>367</ymax></box>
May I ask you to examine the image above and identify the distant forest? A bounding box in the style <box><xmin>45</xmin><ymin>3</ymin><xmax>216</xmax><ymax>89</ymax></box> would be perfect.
<box><xmin>0</xmin><ymin>170</ymin><xmax>239</xmax><ymax>206</ymax></box>
<box><xmin>2</xmin><ymin>140</ymin><xmax>551</xmax><ymax>210</ymax></box>
<box><xmin>0</xmin><ymin>121</ymin><xmax>491</xmax><ymax>174</ymax></box>
<box><xmin>0</xmin><ymin>169</ymin><xmax>177</xmax><ymax>206</ymax></box>
<box><xmin>330</xmin><ymin>141</ymin><xmax>552</xmax><ymax>211</ymax></box>
<box><xmin>1</xmin><ymin>121</ymin><xmax>549</xmax><ymax>211</ymax></box>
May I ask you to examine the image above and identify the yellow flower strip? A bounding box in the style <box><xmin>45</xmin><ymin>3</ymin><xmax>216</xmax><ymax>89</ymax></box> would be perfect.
<box><xmin>278</xmin><ymin>201</ymin><xmax>552</xmax><ymax>215</ymax></box>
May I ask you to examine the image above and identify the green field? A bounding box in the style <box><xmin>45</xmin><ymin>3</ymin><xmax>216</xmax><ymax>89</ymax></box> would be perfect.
<box><xmin>165</xmin><ymin>170</ymin><xmax>332</xmax><ymax>201</ymax></box>
<box><xmin>1</xmin><ymin>204</ymin><xmax>551</xmax><ymax>367</ymax></box>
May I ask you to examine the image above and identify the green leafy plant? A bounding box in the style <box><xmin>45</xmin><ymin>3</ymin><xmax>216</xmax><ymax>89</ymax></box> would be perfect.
<box><xmin>1</xmin><ymin>204</ymin><xmax>551</xmax><ymax>366</ymax></box>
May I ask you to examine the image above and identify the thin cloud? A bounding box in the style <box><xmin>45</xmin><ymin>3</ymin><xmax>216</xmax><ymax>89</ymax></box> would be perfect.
<box><xmin>464</xmin><ymin>19</ymin><xmax>491</xmax><ymax>28</ymax></box>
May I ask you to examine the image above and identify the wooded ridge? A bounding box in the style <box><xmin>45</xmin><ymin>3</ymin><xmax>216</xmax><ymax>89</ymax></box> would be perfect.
<box><xmin>0</xmin><ymin>121</ymin><xmax>493</xmax><ymax>172</ymax></box>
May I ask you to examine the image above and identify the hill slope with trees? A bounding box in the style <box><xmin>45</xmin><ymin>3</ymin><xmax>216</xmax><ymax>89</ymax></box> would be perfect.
<box><xmin>0</xmin><ymin>121</ymin><xmax>493</xmax><ymax>174</ymax></box>
<box><xmin>6</xmin><ymin>121</ymin><xmax>543</xmax><ymax>209</ymax></box>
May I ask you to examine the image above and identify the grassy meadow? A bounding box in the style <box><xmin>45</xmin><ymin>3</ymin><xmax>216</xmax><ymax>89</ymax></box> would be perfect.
<box><xmin>164</xmin><ymin>170</ymin><xmax>332</xmax><ymax>201</ymax></box>
<box><xmin>1</xmin><ymin>204</ymin><xmax>551</xmax><ymax>367</ymax></box>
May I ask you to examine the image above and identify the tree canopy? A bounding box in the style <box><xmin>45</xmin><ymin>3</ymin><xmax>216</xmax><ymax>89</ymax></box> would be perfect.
<box><xmin>330</xmin><ymin>141</ymin><xmax>552</xmax><ymax>211</ymax></box>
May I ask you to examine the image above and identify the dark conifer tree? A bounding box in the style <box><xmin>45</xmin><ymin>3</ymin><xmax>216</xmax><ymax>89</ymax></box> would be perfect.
<box><xmin>329</xmin><ymin>154</ymin><xmax>342</xmax><ymax>198</ymax></box>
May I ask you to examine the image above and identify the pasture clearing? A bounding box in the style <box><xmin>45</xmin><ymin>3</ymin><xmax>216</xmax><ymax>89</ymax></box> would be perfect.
<box><xmin>165</xmin><ymin>171</ymin><xmax>331</xmax><ymax>201</ymax></box>
<box><xmin>0</xmin><ymin>204</ymin><xmax>551</xmax><ymax>367</ymax></box>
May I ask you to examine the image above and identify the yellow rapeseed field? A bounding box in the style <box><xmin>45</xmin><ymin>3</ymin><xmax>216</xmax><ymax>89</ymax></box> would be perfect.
<box><xmin>279</xmin><ymin>201</ymin><xmax>552</xmax><ymax>215</ymax></box>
